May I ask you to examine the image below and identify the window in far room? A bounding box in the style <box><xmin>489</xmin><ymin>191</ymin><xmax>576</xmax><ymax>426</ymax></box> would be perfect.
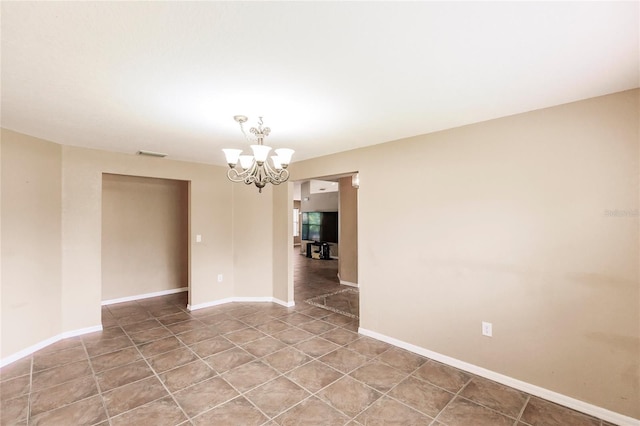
<box><xmin>293</xmin><ymin>208</ymin><xmax>300</xmax><ymax>237</ymax></box>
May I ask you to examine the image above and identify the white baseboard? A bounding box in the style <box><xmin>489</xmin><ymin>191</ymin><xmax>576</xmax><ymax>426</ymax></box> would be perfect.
<box><xmin>60</xmin><ymin>324</ymin><xmax>103</xmax><ymax>339</ymax></box>
<box><xmin>1</xmin><ymin>324</ymin><xmax>103</xmax><ymax>368</ymax></box>
<box><xmin>2</xmin><ymin>294</ymin><xmax>292</xmax><ymax>368</ymax></box>
<box><xmin>188</xmin><ymin>296</ymin><xmax>294</xmax><ymax>312</ymax></box>
<box><xmin>337</xmin><ymin>273</ymin><xmax>358</xmax><ymax>288</ymax></box>
<box><xmin>234</xmin><ymin>296</ymin><xmax>277</xmax><ymax>303</ymax></box>
<box><xmin>273</xmin><ymin>298</ymin><xmax>295</xmax><ymax>308</ymax></box>
<box><xmin>233</xmin><ymin>296</ymin><xmax>295</xmax><ymax>308</ymax></box>
<box><xmin>101</xmin><ymin>287</ymin><xmax>188</xmax><ymax>305</ymax></box>
<box><xmin>358</xmin><ymin>327</ymin><xmax>639</xmax><ymax>426</ymax></box>
<box><xmin>187</xmin><ymin>297</ymin><xmax>234</xmax><ymax>311</ymax></box>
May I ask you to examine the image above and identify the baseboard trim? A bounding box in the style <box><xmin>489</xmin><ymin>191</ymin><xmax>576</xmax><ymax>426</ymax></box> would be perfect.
<box><xmin>358</xmin><ymin>327</ymin><xmax>639</xmax><ymax>426</ymax></box>
<box><xmin>188</xmin><ymin>296</ymin><xmax>295</xmax><ymax>312</ymax></box>
<box><xmin>337</xmin><ymin>273</ymin><xmax>358</xmax><ymax>288</ymax></box>
<box><xmin>273</xmin><ymin>298</ymin><xmax>296</xmax><ymax>308</ymax></box>
<box><xmin>101</xmin><ymin>287</ymin><xmax>188</xmax><ymax>305</ymax></box>
<box><xmin>187</xmin><ymin>297</ymin><xmax>233</xmax><ymax>311</ymax></box>
<box><xmin>1</xmin><ymin>295</ymin><xmax>291</xmax><ymax>368</ymax></box>
<box><xmin>60</xmin><ymin>324</ymin><xmax>103</xmax><ymax>339</ymax></box>
<box><xmin>1</xmin><ymin>324</ymin><xmax>103</xmax><ymax>368</ymax></box>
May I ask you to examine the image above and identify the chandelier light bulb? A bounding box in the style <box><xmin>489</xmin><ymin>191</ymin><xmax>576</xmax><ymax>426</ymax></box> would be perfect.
<box><xmin>250</xmin><ymin>145</ymin><xmax>272</xmax><ymax>163</ymax></box>
<box><xmin>222</xmin><ymin>148</ymin><xmax>242</xmax><ymax>167</ymax></box>
<box><xmin>271</xmin><ymin>155</ymin><xmax>283</xmax><ymax>170</ymax></box>
<box><xmin>238</xmin><ymin>155</ymin><xmax>254</xmax><ymax>170</ymax></box>
<box><xmin>274</xmin><ymin>148</ymin><xmax>294</xmax><ymax>167</ymax></box>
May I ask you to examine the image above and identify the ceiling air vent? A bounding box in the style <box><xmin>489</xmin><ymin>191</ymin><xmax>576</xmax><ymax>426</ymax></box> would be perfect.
<box><xmin>136</xmin><ymin>150</ymin><xmax>167</xmax><ymax>158</ymax></box>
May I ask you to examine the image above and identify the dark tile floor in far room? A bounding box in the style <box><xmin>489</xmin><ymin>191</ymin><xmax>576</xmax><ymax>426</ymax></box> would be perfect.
<box><xmin>0</xmin><ymin>252</ymin><xmax>615</xmax><ymax>425</ymax></box>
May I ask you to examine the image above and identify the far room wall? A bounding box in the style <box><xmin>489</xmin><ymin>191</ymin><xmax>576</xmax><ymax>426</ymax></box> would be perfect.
<box><xmin>101</xmin><ymin>174</ymin><xmax>189</xmax><ymax>301</ymax></box>
<box><xmin>299</xmin><ymin>180</ymin><xmax>339</xmax><ymax>258</ymax></box>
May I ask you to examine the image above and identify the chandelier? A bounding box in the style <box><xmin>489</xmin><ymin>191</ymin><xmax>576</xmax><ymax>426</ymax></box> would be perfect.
<box><xmin>222</xmin><ymin>115</ymin><xmax>295</xmax><ymax>193</ymax></box>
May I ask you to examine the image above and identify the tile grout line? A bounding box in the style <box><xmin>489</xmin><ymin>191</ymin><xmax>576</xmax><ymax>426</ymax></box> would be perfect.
<box><xmin>151</xmin><ymin>301</ymin><xmax>240</xmax><ymax>424</ymax></box>
<box><xmin>317</xmin><ymin>333</ymin><xmax>536</xmax><ymax>426</ymax></box>
<box><xmin>445</xmin><ymin>376</ymin><xmax>535</xmax><ymax>424</ymax></box>
<box><xmin>208</xmin><ymin>300</ymin><xmax>357</xmax><ymax>421</ymax></box>
<box><xmin>183</xmin><ymin>308</ymin><xmax>292</xmax><ymax>423</ymax></box>
<box><xmin>18</xmin><ymin>304</ymin><xmax>408</xmax><ymax>425</ymax></box>
<box><xmin>99</xmin><ymin>299</ymin><xmax>193</xmax><ymax>424</ymax></box>
<box><xmin>271</xmin><ymin>352</ymin><xmax>346</xmax><ymax>420</ymax></box>
<box><xmin>27</xmin><ymin>336</ymin><xmax>118</xmax><ymax>425</ymax></box>
<box><xmin>123</xmin><ymin>300</ymin><xmax>197</xmax><ymax>425</ymax></box>
<box><xmin>356</xmin><ymin>351</ymin><xmax>440</xmax><ymax>422</ymax></box>
<box><xmin>80</xmin><ymin>338</ymin><xmax>113</xmax><ymax>426</ymax></box>
<box><xmin>133</xmin><ymin>301</ymin><xmax>285</xmax><ymax>424</ymax></box>
<box><xmin>26</xmin><ymin>340</ymin><xmax>109</xmax><ymax>425</ymax></box>
<box><xmin>366</xmin><ymin>355</ymin><xmax>533</xmax><ymax>426</ymax></box>
<box><xmin>220</xmin><ymin>318</ymin><xmax>360</xmax><ymax>423</ymax></box>
<box><xmin>220</xmin><ymin>314</ymin><xmax>324</xmax><ymax>423</ymax></box>
<box><xmin>27</xmin><ymin>355</ymin><xmax>33</xmax><ymax>425</ymax></box>
<box><xmin>516</xmin><ymin>395</ymin><xmax>532</xmax><ymax>425</ymax></box>
<box><xmin>260</xmin><ymin>324</ymin><xmax>372</xmax><ymax>423</ymax></box>
<box><xmin>430</xmin><ymin>374</ymin><xmax>475</xmax><ymax>426</ymax></box>
<box><xmin>330</xmin><ymin>346</ymin><xmax>441</xmax><ymax>423</ymax></box>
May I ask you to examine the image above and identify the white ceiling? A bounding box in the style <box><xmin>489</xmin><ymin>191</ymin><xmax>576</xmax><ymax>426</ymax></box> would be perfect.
<box><xmin>1</xmin><ymin>2</ymin><xmax>638</xmax><ymax>166</ymax></box>
<box><xmin>310</xmin><ymin>180</ymin><xmax>339</xmax><ymax>194</ymax></box>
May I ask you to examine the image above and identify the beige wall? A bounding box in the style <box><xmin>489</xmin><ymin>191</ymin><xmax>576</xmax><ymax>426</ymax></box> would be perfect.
<box><xmin>1</xmin><ymin>132</ymin><xmax>249</xmax><ymax>358</ymax></box>
<box><xmin>101</xmin><ymin>174</ymin><xmax>188</xmax><ymax>301</ymax></box>
<box><xmin>1</xmin><ymin>130</ymin><xmax>62</xmax><ymax>357</ymax></box>
<box><xmin>231</xmin><ymin>183</ymin><xmax>274</xmax><ymax>298</ymax></box>
<box><xmin>338</xmin><ymin>176</ymin><xmax>358</xmax><ymax>285</ymax></box>
<box><xmin>60</xmin><ymin>145</ymin><xmax>236</xmax><ymax>331</ymax></box>
<box><xmin>273</xmin><ymin>183</ymin><xmax>294</xmax><ymax>304</ymax></box>
<box><xmin>288</xmin><ymin>90</ymin><xmax>640</xmax><ymax>418</ymax></box>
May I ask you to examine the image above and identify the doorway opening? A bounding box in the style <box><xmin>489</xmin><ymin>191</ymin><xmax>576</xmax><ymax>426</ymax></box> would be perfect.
<box><xmin>292</xmin><ymin>174</ymin><xmax>359</xmax><ymax>321</ymax></box>
<box><xmin>101</xmin><ymin>174</ymin><xmax>189</xmax><ymax>306</ymax></box>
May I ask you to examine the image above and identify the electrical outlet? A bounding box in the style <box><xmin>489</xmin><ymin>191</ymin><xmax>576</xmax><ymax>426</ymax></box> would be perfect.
<box><xmin>482</xmin><ymin>321</ymin><xmax>493</xmax><ymax>337</ymax></box>
<box><xmin>217</xmin><ymin>274</ymin><xmax>223</xmax><ymax>283</ymax></box>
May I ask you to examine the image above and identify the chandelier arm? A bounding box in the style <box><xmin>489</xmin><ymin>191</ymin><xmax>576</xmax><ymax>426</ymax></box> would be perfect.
<box><xmin>261</xmin><ymin>160</ymin><xmax>274</xmax><ymax>179</ymax></box>
<box><xmin>244</xmin><ymin>161</ymin><xmax>261</xmax><ymax>186</ymax></box>
<box><xmin>262</xmin><ymin>160</ymin><xmax>288</xmax><ymax>185</ymax></box>
<box><xmin>227</xmin><ymin>161</ymin><xmax>257</xmax><ymax>184</ymax></box>
<box><xmin>268</xmin><ymin>169</ymin><xmax>289</xmax><ymax>185</ymax></box>
<box><xmin>227</xmin><ymin>167</ymin><xmax>248</xmax><ymax>183</ymax></box>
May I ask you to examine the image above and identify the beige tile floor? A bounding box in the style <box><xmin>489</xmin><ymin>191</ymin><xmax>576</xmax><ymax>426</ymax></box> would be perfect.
<box><xmin>0</xmin><ymin>253</ymin><xmax>615</xmax><ymax>425</ymax></box>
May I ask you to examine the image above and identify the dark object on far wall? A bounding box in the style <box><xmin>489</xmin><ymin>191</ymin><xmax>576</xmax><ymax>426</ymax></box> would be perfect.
<box><xmin>301</xmin><ymin>212</ymin><xmax>338</xmax><ymax>243</ymax></box>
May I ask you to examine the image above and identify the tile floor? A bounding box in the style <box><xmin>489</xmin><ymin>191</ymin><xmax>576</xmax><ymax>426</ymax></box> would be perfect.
<box><xmin>0</xmin><ymin>253</ymin><xmax>615</xmax><ymax>425</ymax></box>
<box><xmin>305</xmin><ymin>289</ymin><xmax>359</xmax><ymax>319</ymax></box>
